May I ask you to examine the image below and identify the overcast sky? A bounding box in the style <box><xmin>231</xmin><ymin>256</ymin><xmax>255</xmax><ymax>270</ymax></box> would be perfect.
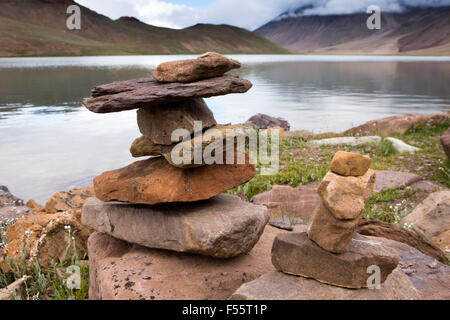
<box><xmin>75</xmin><ymin>0</ymin><xmax>450</xmax><ymax>30</ymax></box>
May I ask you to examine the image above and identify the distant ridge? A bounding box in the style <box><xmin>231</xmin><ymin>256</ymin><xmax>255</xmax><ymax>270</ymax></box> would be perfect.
<box><xmin>0</xmin><ymin>0</ymin><xmax>288</xmax><ymax>57</ymax></box>
<box><xmin>255</xmin><ymin>6</ymin><xmax>450</xmax><ymax>55</ymax></box>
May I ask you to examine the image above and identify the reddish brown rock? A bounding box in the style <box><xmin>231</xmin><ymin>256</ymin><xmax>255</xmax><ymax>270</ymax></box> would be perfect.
<box><xmin>83</xmin><ymin>75</ymin><xmax>252</xmax><ymax>113</ymax></box>
<box><xmin>401</xmin><ymin>191</ymin><xmax>450</xmax><ymax>252</ymax></box>
<box><xmin>136</xmin><ymin>98</ymin><xmax>216</xmax><ymax>145</ymax></box>
<box><xmin>93</xmin><ymin>156</ymin><xmax>255</xmax><ymax>205</ymax></box>
<box><xmin>357</xmin><ymin>219</ymin><xmax>448</xmax><ymax>264</ymax></box>
<box><xmin>307</xmin><ymin>200</ymin><xmax>360</xmax><ymax>253</ymax></box>
<box><xmin>230</xmin><ymin>268</ymin><xmax>419</xmax><ymax>300</ymax></box>
<box><xmin>43</xmin><ymin>187</ymin><xmax>95</xmax><ymax>214</ymax></box>
<box><xmin>344</xmin><ymin>113</ymin><xmax>449</xmax><ymax>136</ymax></box>
<box><xmin>251</xmin><ymin>185</ymin><xmax>321</xmax><ymax>222</ymax></box>
<box><xmin>87</xmin><ymin>225</ymin><xmax>301</xmax><ymax>300</ymax></box>
<box><xmin>129</xmin><ymin>136</ymin><xmax>168</xmax><ymax>158</ymax></box>
<box><xmin>318</xmin><ymin>169</ymin><xmax>376</xmax><ymax>220</ymax></box>
<box><xmin>0</xmin><ymin>210</ymin><xmax>92</xmax><ymax>272</ymax></box>
<box><xmin>82</xmin><ymin>195</ymin><xmax>269</xmax><ymax>258</ymax></box>
<box><xmin>272</xmin><ymin>232</ymin><xmax>400</xmax><ymax>289</ymax></box>
<box><xmin>374</xmin><ymin>170</ymin><xmax>424</xmax><ymax>192</ymax></box>
<box><xmin>441</xmin><ymin>127</ymin><xmax>450</xmax><ymax>158</ymax></box>
<box><xmin>152</xmin><ymin>52</ymin><xmax>241</xmax><ymax>83</ymax></box>
<box><xmin>330</xmin><ymin>151</ymin><xmax>371</xmax><ymax>177</ymax></box>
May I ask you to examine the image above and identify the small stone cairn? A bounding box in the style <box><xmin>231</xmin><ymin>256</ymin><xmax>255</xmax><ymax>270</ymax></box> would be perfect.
<box><xmin>80</xmin><ymin>53</ymin><xmax>269</xmax><ymax>259</ymax></box>
<box><xmin>272</xmin><ymin>151</ymin><xmax>400</xmax><ymax>289</ymax></box>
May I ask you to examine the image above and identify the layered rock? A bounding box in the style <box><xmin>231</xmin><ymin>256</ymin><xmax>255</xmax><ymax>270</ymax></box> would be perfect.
<box><xmin>153</xmin><ymin>52</ymin><xmax>241</xmax><ymax>83</ymax></box>
<box><xmin>82</xmin><ymin>195</ymin><xmax>269</xmax><ymax>258</ymax></box>
<box><xmin>83</xmin><ymin>75</ymin><xmax>252</xmax><ymax>113</ymax></box>
<box><xmin>94</xmin><ymin>156</ymin><xmax>255</xmax><ymax>205</ymax></box>
<box><xmin>136</xmin><ymin>98</ymin><xmax>216</xmax><ymax>145</ymax></box>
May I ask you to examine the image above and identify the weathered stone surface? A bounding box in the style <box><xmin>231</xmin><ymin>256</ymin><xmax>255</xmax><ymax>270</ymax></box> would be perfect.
<box><xmin>163</xmin><ymin>124</ymin><xmax>250</xmax><ymax>168</ymax></box>
<box><xmin>0</xmin><ymin>185</ymin><xmax>23</xmax><ymax>208</ymax></box>
<box><xmin>130</xmin><ymin>136</ymin><xmax>168</xmax><ymax>158</ymax></box>
<box><xmin>136</xmin><ymin>98</ymin><xmax>216</xmax><ymax>145</ymax></box>
<box><xmin>246</xmin><ymin>113</ymin><xmax>290</xmax><ymax>131</ymax></box>
<box><xmin>374</xmin><ymin>170</ymin><xmax>425</xmax><ymax>192</ymax></box>
<box><xmin>94</xmin><ymin>156</ymin><xmax>255</xmax><ymax>205</ymax></box>
<box><xmin>310</xmin><ymin>136</ymin><xmax>381</xmax><ymax>146</ymax></box>
<box><xmin>318</xmin><ymin>169</ymin><xmax>376</xmax><ymax>220</ymax></box>
<box><xmin>26</xmin><ymin>199</ymin><xmax>43</xmax><ymax>213</ymax></box>
<box><xmin>87</xmin><ymin>225</ymin><xmax>301</xmax><ymax>300</ymax></box>
<box><xmin>82</xmin><ymin>194</ymin><xmax>269</xmax><ymax>258</ymax></box>
<box><xmin>0</xmin><ymin>206</ymin><xmax>35</xmax><ymax>224</ymax></box>
<box><xmin>401</xmin><ymin>191</ymin><xmax>450</xmax><ymax>252</ymax></box>
<box><xmin>330</xmin><ymin>151</ymin><xmax>371</xmax><ymax>176</ymax></box>
<box><xmin>272</xmin><ymin>232</ymin><xmax>400</xmax><ymax>289</ymax></box>
<box><xmin>0</xmin><ymin>210</ymin><xmax>92</xmax><ymax>272</ymax></box>
<box><xmin>83</xmin><ymin>75</ymin><xmax>252</xmax><ymax>113</ymax></box>
<box><xmin>230</xmin><ymin>268</ymin><xmax>419</xmax><ymax>300</ymax></box>
<box><xmin>269</xmin><ymin>217</ymin><xmax>303</xmax><ymax>231</ymax></box>
<box><xmin>344</xmin><ymin>113</ymin><xmax>449</xmax><ymax>136</ymax></box>
<box><xmin>307</xmin><ymin>200</ymin><xmax>360</xmax><ymax>253</ymax></box>
<box><xmin>357</xmin><ymin>219</ymin><xmax>448</xmax><ymax>264</ymax></box>
<box><xmin>152</xmin><ymin>52</ymin><xmax>241</xmax><ymax>83</ymax></box>
<box><xmin>43</xmin><ymin>187</ymin><xmax>95</xmax><ymax>214</ymax></box>
<box><xmin>441</xmin><ymin>127</ymin><xmax>450</xmax><ymax>158</ymax></box>
<box><xmin>251</xmin><ymin>185</ymin><xmax>321</xmax><ymax>222</ymax></box>
<box><xmin>385</xmin><ymin>137</ymin><xmax>420</xmax><ymax>153</ymax></box>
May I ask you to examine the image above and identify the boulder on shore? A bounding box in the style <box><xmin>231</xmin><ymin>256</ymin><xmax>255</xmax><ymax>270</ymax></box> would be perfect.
<box><xmin>441</xmin><ymin>127</ymin><xmax>450</xmax><ymax>158</ymax></box>
<box><xmin>246</xmin><ymin>113</ymin><xmax>290</xmax><ymax>131</ymax></box>
<box><xmin>82</xmin><ymin>195</ymin><xmax>269</xmax><ymax>258</ymax></box>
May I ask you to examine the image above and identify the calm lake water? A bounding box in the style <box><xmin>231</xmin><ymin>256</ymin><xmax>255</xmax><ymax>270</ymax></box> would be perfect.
<box><xmin>1</xmin><ymin>55</ymin><xmax>450</xmax><ymax>203</ymax></box>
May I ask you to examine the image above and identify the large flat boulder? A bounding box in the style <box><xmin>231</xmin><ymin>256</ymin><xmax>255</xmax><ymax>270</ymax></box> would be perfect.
<box><xmin>374</xmin><ymin>170</ymin><xmax>423</xmax><ymax>192</ymax></box>
<box><xmin>83</xmin><ymin>75</ymin><xmax>252</xmax><ymax>113</ymax></box>
<box><xmin>136</xmin><ymin>98</ymin><xmax>216</xmax><ymax>145</ymax></box>
<box><xmin>401</xmin><ymin>191</ymin><xmax>450</xmax><ymax>252</ymax></box>
<box><xmin>343</xmin><ymin>113</ymin><xmax>449</xmax><ymax>136</ymax></box>
<box><xmin>153</xmin><ymin>52</ymin><xmax>241</xmax><ymax>83</ymax></box>
<box><xmin>87</xmin><ymin>225</ymin><xmax>298</xmax><ymax>300</ymax></box>
<box><xmin>230</xmin><ymin>268</ymin><xmax>419</xmax><ymax>300</ymax></box>
<box><xmin>272</xmin><ymin>232</ymin><xmax>399</xmax><ymax>289</ymax></box>
<box><xmin>93</xmin><ymin>156</ymin><xmax>255</xmax><ymax>205</ymax></box>
<box><xmin>82</xmin><ymin>194</ymin><xmax>269</xmax><ymax>258</ymax></box>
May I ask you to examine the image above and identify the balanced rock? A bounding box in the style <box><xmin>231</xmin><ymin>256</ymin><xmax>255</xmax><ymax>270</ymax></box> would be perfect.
<box><xmin>83</xmin><ymin>75</ymin><xmax>252</xmax><ymax>113</ymax></box>
<box><xmin>307</xmin><ymin>200</ymin><xmax>360</xmax><ymax>253</ymax></box>
<box><xmin>153</xmin><ymin>52</ymin><xmax>241</xmax><ymax>83</ymax></box>
<box><xmin>136</xmin><ymin>98</ymin><xmax>216</xmax><ymax>145</ymax></box>
<box><xmin>318</xmin><ymin>169</ymin><xmax>376</xmax><ymax>220</ymax></box>
<box><xmin>82</xmin><ymin>194</ymin><xmax>269</xmax><ymax>258</ymax></box>
<box><xmin>130</xmin><ymin>136</ymin><xmax>168</xmax><ymax>157</ymax></box>
<box><xmin>272</xmin><ymin>232</ymin><xmax>400</xmax><ymax>289</ymax></box>
<box><xmin>330</xmin><ymin>151</ymin><xmax>371</xmax><ymax>177</ymax></box>
<box><xmin>230</xmin><ymin>268</ymin><xmax>419</xmax><ymax>300</ymax></box>
<box><xmin>441</xmin><ymin>127</ymin><xmax>450</xmax><ymax>158</ymax></box>
<box><xmin>93</xmin><ymin>156</ymin><xmax>255</xmax><ymax>205</ymax></box>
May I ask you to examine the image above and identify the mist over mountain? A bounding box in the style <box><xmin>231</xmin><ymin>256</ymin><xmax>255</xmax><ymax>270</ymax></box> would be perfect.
<box><xmin>256</xmin><ymin>4</ymin><xmax>450</xmax><ymax>55</ymax></box>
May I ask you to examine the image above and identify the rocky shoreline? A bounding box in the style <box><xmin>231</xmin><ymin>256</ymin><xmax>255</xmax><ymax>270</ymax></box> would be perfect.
<box><xmin>0</xmin><ymin>54</ymin><xmax>449</xmax><ymax>300</ymax></box>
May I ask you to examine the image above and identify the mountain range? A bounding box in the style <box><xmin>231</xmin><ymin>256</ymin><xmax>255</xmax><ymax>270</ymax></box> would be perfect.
<box><xmin>0</xmin><ymin>0</ymin><xmax>287</xmax><ymax>57</ymax></box>
<box><xmin>256</xmin><ymin>6</ymin><xmax>450</xmax><ymax>55</ymax></box>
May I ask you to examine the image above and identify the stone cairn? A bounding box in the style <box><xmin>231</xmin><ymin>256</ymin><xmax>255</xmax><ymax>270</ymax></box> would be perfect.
<box><xmin>271</xmin><ymin>151</ymin><xmax>401</xmax><ymax>289</ymax></box>
<box><xmin>80</xmin><ymin>52</ymin><xmax>269</xmax><ymax>259</ymax></box>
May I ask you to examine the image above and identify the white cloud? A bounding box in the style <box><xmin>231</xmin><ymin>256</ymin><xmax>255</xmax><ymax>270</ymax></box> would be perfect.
<box><xmin>75</xmin><ymin>0</ymin><xmax>450</xmax><ymax>30</ymax></box>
